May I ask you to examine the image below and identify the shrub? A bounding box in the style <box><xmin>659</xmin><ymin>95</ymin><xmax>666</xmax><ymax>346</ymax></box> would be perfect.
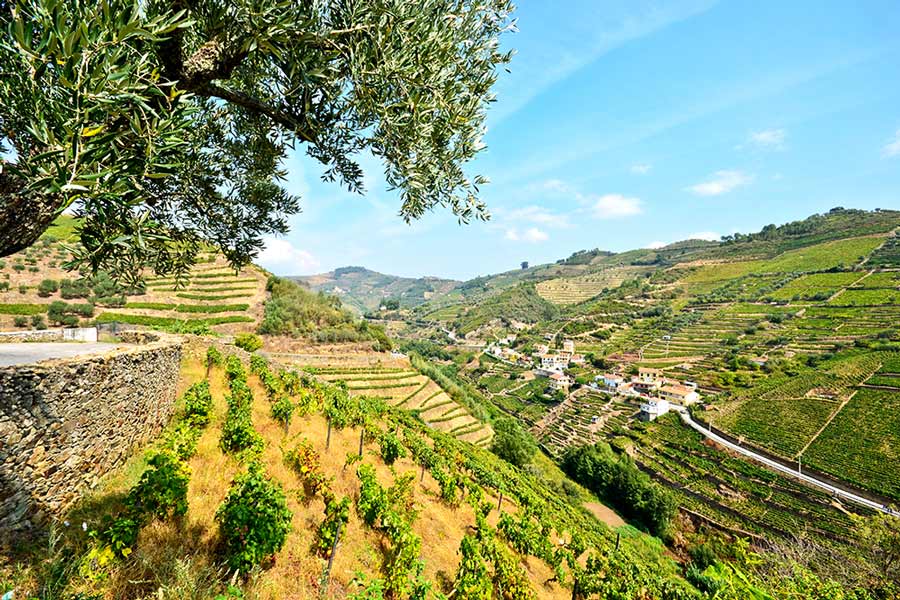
<box><xmin>13</xmin><ymin>316</ymin><xmax>28</xmax><ymax>328</ymax></box>
<box><xmin>206</xmin><ymin>346</ymin><xmax>224</xmax><ymax>367</ymax></box>
<box><xmin>124</xmin><ymin>452</ymin><xmax>190</xmax><ymax>520</ymax></box>
<box><xmin>490</xmin><ymin>418</ymin><xmax>537</xmax><ymax>468</ymax></box>
<box><xmin>216</xmin><ymin>463</ymin><xmax>292</xmax><ymax>574</ymax></box>
<box><xmin>220</xmin><ymin>409</ymin><xmax>263</xmax><ymax>456</ymax></box>
<box><xmin>18</xmin><ymin>285</ymin><xmax>27</xmax><ymax>294</ymax></box>
<box><xmin>37</xmin><ymin>279</ymin><xmax>59</xmax><ymax>297</ymax></box>
<box><xmin>30</xmin><ymin>315</ymin><xmax>47</xmax><ymax>330</ymax></box>
<box><xmin>60</xmin><ymin>277</ymin><xmax>91</xmax><ymax>299</ymax></box>
<box><xmin>0</xmin><ymin>281</ymin><xmax>8</xmax><ymax>292</ymax></box>
<box><xmin>47</xmin><ymin>300</ymin><xmax>93</xmax><ymax>326</ymax></box>
<box><xmin>379</xmin><ymin>430</ymin><xmax>406</xmax><ymax>465</ymax></box>
<box><xmin>313</xmin><ymin>496</ymin><xmax>351</xmax><ymax>559</ymax></box>
<box><xmin>271</xmin><ymin>396</ymin><xmax>295</xmax><ymax>430</ymax></box>
<box><xmin>234</xmin><ymin>332</ymin><xmax>263</xmax><ymax>353</ymax></box>
<box><xmin>12</xmin><ymin>263</ymin><xmax>25</xmax><ymax>271</ymax></box>
<box><xmin>183</xmin><ymin>381</ymin><xmax>213</xmax><ymax>426</ymax></box>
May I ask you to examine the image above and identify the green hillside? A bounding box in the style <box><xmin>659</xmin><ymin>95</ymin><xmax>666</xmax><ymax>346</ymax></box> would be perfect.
<box><xmin>296</xmin><ymin>266</ymin><xmax>460</xmax><ymax>314</ymax></box>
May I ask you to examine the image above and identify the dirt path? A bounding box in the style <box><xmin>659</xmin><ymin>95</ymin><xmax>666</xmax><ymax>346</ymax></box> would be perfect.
<box><xmin>583</xmin><ymin>501</ymin><xmax>626</xmax><ymax>528</ymax></box>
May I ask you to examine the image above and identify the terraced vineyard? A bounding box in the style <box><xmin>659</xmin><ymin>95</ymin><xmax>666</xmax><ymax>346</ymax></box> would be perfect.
<box><xmin>715</xmin><ymin>352</ymin><xmax>884</xmax><ymax>459</ymax></box>
<box><xmin>534</xmin><ymin>391</ymin><xmax>635</xmax><ymax>457</ymax></box>
<box><xmin>626</xmin><ymin>414</ymin><xmax>876</xmax><ymax>550</ymax></box>
<box><xmin>536</xmin><ymin>266</ymin><xmax>648</xmax><ymax>305</ymax></box>
<box><xmin>280</xmin><ymin>356</ymin><xmax>494</xmax><ymax>447</ymax></box>
<box><xmin>805</xmin><ymin>387</ymin><xmax>900</xmax><ymax>502</ymax></box>
<box><xmin>0</xmin><ymin>218</ymin><xmax>264</xmax><ymax>333</ymax></box>
<box><xmin>867</xmin><ymin>232</ymin><xmax>900</xmax><ymax>267</ymax></box>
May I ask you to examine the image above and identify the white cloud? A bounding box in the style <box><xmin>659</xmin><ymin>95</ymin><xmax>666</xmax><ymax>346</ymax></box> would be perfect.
<box><xmin>646</xmin><ymin>241</ymin><xmax>667</xmax><ymax>249</ymax></box>
<box><xmin>591</xmin><ymin>194</ymin><xmax>643</xmax><ymax>219</ymax></box>
<box><xmin>630</xmin><ymin>163</ymin><xmax>652</xmax><ymax>175</ymax></box>
<box><xmin>687</xmin><ymin>170</ymin><xmax>753</xmax><ymax>196</ymax></box>
<box><xmin>883</xmin><ymin>129</ymin><xmax>900</xmax><ymax>157</ymax></box>
<box><xmin>686</xmin><ymin>231</ymin><xmax>721</xmax><ymax>241</ymax></box>
<box><xmin>504</xmin><ymin>205</ymin><xmax>572</xmax><ymax>228</ymax></box>
<box><xmin>505</xmin><ymin>227</ymin><xmax>548</xmax><ymax>243</ymax></box>
<box><xmin>748</xmin><ymin>128</ymin><xmax>786</xmax><ymax>150</ymax></box>
<box><xmin>258</xmin><ymin>237</ymin><xmax>320</xmax><ymax>274</ymax></box>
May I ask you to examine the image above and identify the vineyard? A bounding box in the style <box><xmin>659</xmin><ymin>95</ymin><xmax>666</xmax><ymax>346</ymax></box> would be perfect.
<box><xmin>0</xmin><ymin>220</ymin><xmax>264</xmax><ymax>333</ymax></box>
<box><xmin>288</xmin><ymin>355</ymin><xmax>495</xmax><ymax>447</ymax></box>
<box><xmin>535</xmin><ymin>267</ymin><xmax>648</xmax><ymax>305</ymax></box>
<box><xmin>625</xmin><ymin>414</ymin><xmax>878</xmax><ymax>552</ymax></box>
<box><xmin>5</xmin><ymin>347</ymin><xmax>705</xmax><ymax>600</ymax></box>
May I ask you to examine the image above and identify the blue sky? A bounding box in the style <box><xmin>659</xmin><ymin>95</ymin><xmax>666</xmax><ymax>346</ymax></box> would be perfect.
<box><xmin>259</xmin><ymin>0</ymin><xmax>900</xmax><ymax>281</ymax></box>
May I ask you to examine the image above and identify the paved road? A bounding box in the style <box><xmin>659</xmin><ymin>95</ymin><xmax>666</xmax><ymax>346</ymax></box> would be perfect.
<box><xmin>675</xmin><ymin>407</ymin><xmax>896</xmax><ymax>516</ymax></box>
<box><xmin>0</xmin><ymin>342</ymin><xmax>123</xmax><ymax>367</ymax></box>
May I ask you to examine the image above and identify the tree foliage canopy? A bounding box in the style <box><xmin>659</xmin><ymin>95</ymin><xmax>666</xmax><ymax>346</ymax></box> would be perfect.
<box><xmin>0</xmin><ymin>0</ymin><xmax>515</xmax><ymax>283</ymax></box>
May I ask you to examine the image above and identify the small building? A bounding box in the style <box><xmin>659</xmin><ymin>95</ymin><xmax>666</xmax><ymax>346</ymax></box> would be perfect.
<box><xmin>659</xmin><ymin>383</ymin><xmax>700</xmax><ymax>406</ymax></box>
<box><xmin>640</xmin><ymin>399</ymin><xmax>670</xmax><ymax>421</ymax></box>
<box><xmin>541</xmin><ymin>354</ymin><xmax>568</xmax><ymax>370</ymax></box>
<box><xmin>562</xmin><ymin>339</ymin><xmax>576</xmax><ymax>353</ymax></box>
<box><xmin>600</xmin><ymin>374</ymin><xmax>624</xmax><ymax>390</ymax></box>
<box><xmin>638</xmin><ymin>367</ymin><xmax>663</xmax><ymax>382</ymax></box>
<box><xmin>569</xmin><ymin>353</ymin><xmax>586</xmax><ymax>365</ymax></box>
<box><xmin>631</xmin><ymin>376</ymin><xmax>661</xmax><ymax>396</ymax></box>
<box><xmin>534</xmin><ymin>343</ymin><xmax>550</xmax><ymax>355</ymax></box>
<box><xmin>498</xmin><ymin>334</ymin><xmax>517</xmax><ymax>346</ymax></box>
<box><xmin>548</xmin><ymin>371</ymin><xmax>573</xmax><ymax>391</ymax></box>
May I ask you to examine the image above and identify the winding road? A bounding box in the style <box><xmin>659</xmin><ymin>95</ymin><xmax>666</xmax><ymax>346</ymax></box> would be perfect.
<box><xmin>675</xmin><ymin>407</ymin><xmax>897</xmax><ymax>516</ymax></box>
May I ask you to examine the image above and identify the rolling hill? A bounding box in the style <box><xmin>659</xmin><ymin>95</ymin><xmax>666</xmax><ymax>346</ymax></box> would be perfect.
<box><xmin>295</xmin><ymin>266</ymin><xmax>460</xmax><ymax>314</ymax></box>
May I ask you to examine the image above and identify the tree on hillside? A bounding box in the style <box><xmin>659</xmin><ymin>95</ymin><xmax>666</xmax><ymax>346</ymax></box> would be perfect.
<box><xmin>490</xmin><ymin>417</ymin><xmax>536</xmax><ymax>468</ymax></box>
<box><xmin>0</xmin><ymin>0</ymin><xmax>515</xmax><ymax>284</ymax></box>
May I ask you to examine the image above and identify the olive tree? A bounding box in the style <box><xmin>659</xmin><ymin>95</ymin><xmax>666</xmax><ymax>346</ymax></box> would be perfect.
<box><xmin>0</xmin><ymin>0</ymin><xmax>515</xmax><ymax>284</ymax></box>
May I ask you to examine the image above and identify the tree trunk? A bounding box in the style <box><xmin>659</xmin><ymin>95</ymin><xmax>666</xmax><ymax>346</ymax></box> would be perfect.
<box><xmin>0</xmin><ymin>171</ymin><xmax>64</xmax><ymax>257</ymax></box>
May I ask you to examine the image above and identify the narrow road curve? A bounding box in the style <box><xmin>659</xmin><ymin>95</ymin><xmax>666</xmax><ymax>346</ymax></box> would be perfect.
<box><xmin>675</xmin><ymin>408</ymin><xmax>897</xmax><ymax>516</ymax></box>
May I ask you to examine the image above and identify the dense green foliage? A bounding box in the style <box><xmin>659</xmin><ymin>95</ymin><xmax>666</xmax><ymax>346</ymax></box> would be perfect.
<box><xmin>563</xmin><ymin>442</ymin><xmax>677</xmax><ymax>538</ymax></box>
<box><xmin>215</xmin><ymin>463</ymin><xmax>293</xmax><ymax>575</ymax></box>
<box><xmin>490</xmin><ymin>418</ymin><xmax>537</xmax><ymax>468</ymax></box>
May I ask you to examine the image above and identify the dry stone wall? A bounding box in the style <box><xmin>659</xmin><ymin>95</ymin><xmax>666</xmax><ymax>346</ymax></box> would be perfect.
<box><xmin>0</xmin><ymin>335</ymin><xmax>183</xmax><ymax>532</ymax></box>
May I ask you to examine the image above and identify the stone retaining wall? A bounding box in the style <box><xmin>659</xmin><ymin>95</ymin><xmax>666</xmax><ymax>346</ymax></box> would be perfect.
<box><xmin>0</xmin><ymin>335</ymin><xmax>183</xmax><ymax>532</ymax></box>
<box><xmin>0</xmin><ymin>329</ymin><xmax>63</xmax><ymax>344</ymax></box>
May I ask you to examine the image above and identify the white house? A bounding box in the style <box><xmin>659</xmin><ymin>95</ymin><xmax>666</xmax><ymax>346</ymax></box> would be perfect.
<box><xmin>541</xmin><ymin>354</ymin><xmax>569</xmax><ymax>370</ymax></box>
<box><xmin>640</xmin><ymin>399</ymin><xmax>670</xmax><ymax>421</ymax></box>
<box><xmin>658</xmin><ymin>383</ymin><xmax>700</xmax><ymax>406</ymax></box>
<box><xmin>600</xmin><ymin>374</ymin><xmax>624</xmax><ymax>390</ymax></box>
<box><xmin>548</xmin><ymin>371</ymin><xmax>573</xmax><ymax>391</ymax></box>
<box><xmin>562</xmin><ymin>339</ymin><xmax>576</xmax><ymax>353</ymax></box>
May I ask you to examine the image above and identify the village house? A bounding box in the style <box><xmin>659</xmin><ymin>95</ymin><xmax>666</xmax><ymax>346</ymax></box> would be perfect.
<box><xmin>498</xmin><ymin>334</ymin><xmax>517</xmax><ymax>346</ymax></box>
<box><xmin>638</xmin><ymin>367</ymin><xmax>663</xmax><ymax>382</ymax></box>
<box><xmin>540</xmin><ymin>354</ymin><xmax>569</xmax><ymax>370</ymax></box>
<box><xmin>631</xmin><ymin>375</ymin><xmax>661</xmax><ymax>396</ymax></box>
<box><xmin>599</xmin><ymin>373</ymin><xmax>625</xmax><ymax>391</ymax></box>
<box><xmin>640</xmin><ymin>399</ymin><xmax>670</xmax><ymax>421</ymax></box>
<box><xmin>548</xmin><ymin>371</ymin><xmax>573</xmax><ymax>391</ymax></box>
<box><xmin>534</xmin><ymin>343</ymin><xmax>550</xmax><ymax>356</ymax></box>
<box><xmin>658</xmin><ymin>383</ymin><xmax>700</xmax><ymax>405</ymax></box>
<box><xmin>562</xmin><ymin>339</ymin><xmax>576</xmax><ymax>353</ymax></box>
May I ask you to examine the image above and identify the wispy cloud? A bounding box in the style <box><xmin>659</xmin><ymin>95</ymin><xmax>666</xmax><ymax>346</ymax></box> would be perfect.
<box><xmin>747</xmin><ymin>128</ymin><xmax>786</xmax><ymax>150</ymax></box>
<box><xmin>630</xmin><ymin>163</ymin><xmax>652</xmax><ymax>175</ymax></box>
<box><xmin>883</xmin><ymin>129</ymin><xmax>900</xmax><ymax>157</ymax></box>
<box><xmin>502</xmin><ymin>205</ymin><xmax>572</xmax><ymax>228</ymax></box>
<box><xmin>505</xmin><ymin>227</ymin><xmax>548</xmax><ymax>243</ymax></box>
<box><xmin>687</xmin><ymin>170</ymin><xmax>753</xmax><ymax>196</ymax></box>
<box><xmin>591</xmin><ymin>194</ymin><xmax>643</xmax><ymax>219</ymax></box>
<box><xmin>258</xmin><ymin>237</ymin><xmax>320</xmax><ymax>274</ymax></box>
<box><xmin>646</xmin><ymin>241</ymin><xmax>667</xmax><ymax>249</ymax></box>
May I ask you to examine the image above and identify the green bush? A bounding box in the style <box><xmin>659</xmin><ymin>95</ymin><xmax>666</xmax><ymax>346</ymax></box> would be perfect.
<box><xmin>37</xmin><ymin>279</ymin><xmax>59</xmax><ymax>297</ymax></box>
<box><xmin>271</xmin><ymin>396</ymin><xmax>295</xmax><ymax>429</ymax></box>
<box><xmin>30</xmin><ymin>315</ymin><xmax>47</xmax><ymax>330</ymax></box>
<box><xmin>207</xmin><ymin>346</ymin><xmax>224</xmax><ymax>367</ymax></box>
<box><xmin>379</xmin><ymin>430</ymin><xmax>406</xmax><ymax>465</ymax></box>
<box><xmin>489</xmin><ymin>418</ymin><xmax>537</xmax><ymax>468</ymax></box>
<box><xmin>183</xmin><ymin>381</ymin><xmax>214</xmax><ymax>426</ymax></box>
<box><xmin>216</xmin><ymin>463</ymin><xmax>292</xmax><ymax>574</ymax></box>
<box><xmin>124</xmin><ymin>452</ymin><xmax>190</xmax><ymax>521</ymax></box>
<box><xmin>13</xmin><ymin>316</ymin><xmax>28</xmax><ymax>327</ymax></box>
<box><xmin>234</xmin><ymin>332</ymin><xmax>263</xmax><ymax>353</ymax></box>
<box><xmin>220</xmin><ymin>410</ymin><xmax>263</xmax><ymax>456</ymax></box>
<box><xmin>60</xmin><ymin>277</ymin><xmax>91</xmax><ymax>299</ymax></box>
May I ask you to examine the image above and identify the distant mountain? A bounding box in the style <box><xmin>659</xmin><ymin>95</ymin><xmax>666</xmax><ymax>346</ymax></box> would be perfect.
<box><xmin>293</xmin><ymin>266</ymin><xmax>460</xmax><ymax>313</ymax></box>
